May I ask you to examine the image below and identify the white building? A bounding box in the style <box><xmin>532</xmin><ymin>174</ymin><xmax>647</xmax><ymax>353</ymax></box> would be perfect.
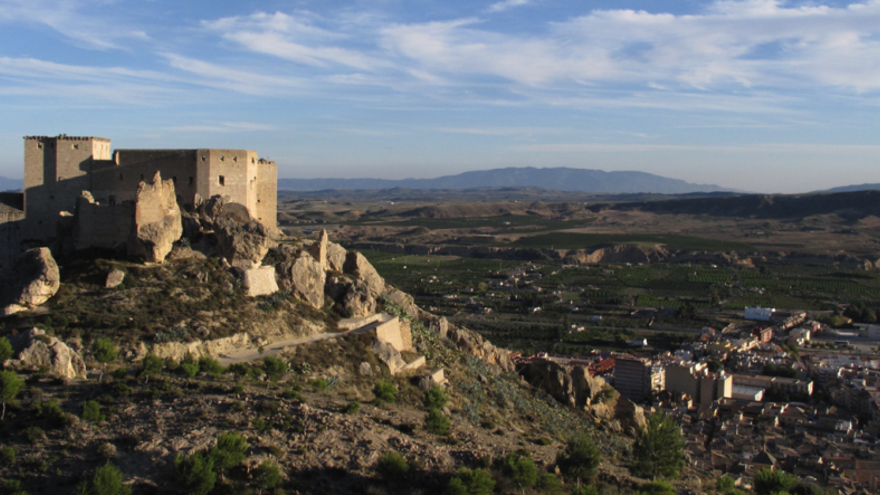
<box><xmin>745</xmin><ymin>306</ymin><xmax>775</xmax><ymax>321</ymax></box>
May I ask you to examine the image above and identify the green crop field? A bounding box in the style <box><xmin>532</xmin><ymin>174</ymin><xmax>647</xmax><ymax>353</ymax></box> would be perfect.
<box><xmin>512</xmin><ymin>233</ymin><xmax>754</xmax><ymax>251</ymax></box>
<box><xmin>371</xmin><ymin>215</ymin><xmax>597</xmax><ymax>231</ymax></box>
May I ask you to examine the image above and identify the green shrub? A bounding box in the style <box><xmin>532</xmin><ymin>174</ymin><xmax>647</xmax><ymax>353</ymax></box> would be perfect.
<box><xmin>376</xmin><ymin>451</ymin><xmax>409</xmax><ymax>479</ymax></box>
<box><xmin>111</xmin><ymin>367</ymin><xmax>128</xmax><ymax>380</ymax></box>
<box><xmin>536</xmin><ymin>472</ymin><xmax>563</xmax><ymax>494</ymax></box>
<box><xmin>24</xmin><ymin>426</ymin><xmax>45</xmax><ymax>444</ymax></box>
<box><xmin>570</xmin><ymin>485</ymin><xmax>600</xmax><ymax>495</ymax></box>
<box><xmin>446</xmin><ymin>468</ymin><xmax>495</xmax><ymax>495</ymax></box>
<box><xmin>92</xmin><ymin>338</ymin><xmax>118</xmax><ymax>365</ymax></box>
<box><xmin>635</xmin><ymin>480</ymin><xmax>676</xmax><ymax>495</ymax></box>
<box><xmin>0</xmin><ymin>336</ymin><xmax>13</xmax><ymax>363</ymax></box>
<box><xmin>556</xmin><ymin>436</ymin><xmax>601</xmax><ymax>481</ymax></box>
<box><xmin>754</xmin><ymin>468</ymin><xmax>799</xmax><ymax>495</ymax></box>
<box><xmin>209</xmin><ymin>431</ymin><xmax>249</xmax><ymax>478</ymax></box>
<box><xmin>425</xmin><ymin>408</ymin><xmax>450</xmax><ymax>435</ymax></box>
<box><xmin>1</xmin><ymin>445</ymin><xmax>16</xmax><ymax>464</ymax></box>
<box><xmin>198</xmin><ymin>357</ymin><xmax>225</xmax><ymax>377</ymax></box>
<box><xmin>630</xmin><ymin>411</ymin><xmax>686</xmax><ymax>479</ymax></box>
<box><xmin>33</xmin><ymin>399</ymin><xmax>70</xmax><ymax>428</ymax></box>
<box><xmin>263</xmin><ymin>356</ymin><xmax>287</xmax><ymax>382</ymax></box>
<box><xmin>179</xmin><ymin>353</ymin><xmax>199</xmax><ymax>378</ymax></box>
<box><xmin>254</xmin><ymin>459</ymin><xmax>283</xmax><ymax>490</ymax></box>
<box><xmin>226</xmin><ymin>363</ymin><xmax>252</xmax><ymax>377</ymax></box>
<box><xmin>76</xmin><ymin>461</ymin><xmax>131</xmax><ymax>495</ymax></box>
<box><xmin>82</xmin><ymin>400</ymin><xmax>105</xmax><ymax>424</ymax></box>
<box><xmin>373</xmin><ymin>380</ymin><xmax>397</xmax><ymax>403</ymax></box>
<box><xmin>174</xmin><ymin>451</ymin><xmax>216</xmax><ymax>495</ymax></box>
<box><xmin>423</xmin><ymin>386</ymin><xmax>449</xmax><ymax>409</ymax></box>
<box><xmin>139</xmin><ymin>354</ymin><xmax>163</xmax><ymax>380</ymax></box>
<box><xmin>2</xmin><ymin>479</ymin><xmax>28</xmax><ymax>495</ymax></box>
<box><xmin>342</xmin><ymin>401</ymin><xmax>361</xmax><ymax>414</ymax></box>
<box><xmin>499</xmin><ymin>451</ymin><xmax>537</xmax><ymax>489</ymax></box>
<box><xmin>282</xmin><ymin>389</ymin><xmax>302</xmax><ymax>401</ymax></box>
<box><xmin>0</xmin><ymin>370</ymin><xmax>25</xmax><ymax>420</ymax></box>
<box><xmin>308</xmin><ymin>378</ymin><xmax>328</xmax><ymax>391</ymax></box>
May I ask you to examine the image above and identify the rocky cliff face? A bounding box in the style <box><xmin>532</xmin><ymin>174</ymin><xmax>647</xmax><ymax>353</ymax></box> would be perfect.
<box><xmin>4</xmin><ymin>327</ymin><xmax>86</xmax><ymax>379</ymax></box>
<box><xmin>0</xmin><ymin>247</ymin><xmax>60</xmax><ymax>316</ymax></box>
<box><xmin>127</xmin><ymin>172</ymin><xmax>183</xmax><ymax>263</ymax></box>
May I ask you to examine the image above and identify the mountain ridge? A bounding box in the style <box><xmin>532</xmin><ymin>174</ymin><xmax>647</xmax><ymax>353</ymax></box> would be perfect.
<box><xmin>279</xmin><ymin>167</ymin><xmax>732</xmax><ymax>194</ymax></box>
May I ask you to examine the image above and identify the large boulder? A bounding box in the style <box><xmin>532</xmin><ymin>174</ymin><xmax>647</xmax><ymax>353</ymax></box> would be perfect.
<box><xmin>287</xmin><ymin>256</ymin><xmax>325</xmax><ymax>308</ymax></box>
<box><xmin>343</xmin><ymin>252</ymin><xmax>385</xmax><ymax>297</ymax></box>
<box><xmin>127</xmin><ymin>172</ymin><xmax>183</xmax><ymax>263</ymax></box>
<box><xmin>0</xmin><ymin>247</ymin><xmax>60</xmax><ymax>316</ymax></box>
<box><xmin>5</xmin><ymin>328</ymin><xmax>86</xmax><ymax>379</ymax></box>
<box><xmin>384</xmin><ymin>288</ymin><xmax>418</xmax><ymax>317</ymax></box>
<box><xmin>215</xmin><ymin>218</ymin><xmax>272</xmax><ymax>269</ymax></box>
<box><xmin>372</xmin><ymin>339</ymin><xmax>407</xmax><ymax>375</ymax></box>
<box><xmin>242</xmin><ymin>266</ymin><xmax>279</xmax><ymax>297</ymax></box>
<box><xmin>327</xmin><ymin>242</ymin><xmax>348</xmax><ymax>272</ymax></box>
<box><xmin>446</xmin><ymin>324</ymin><xmax>515</xmax><ymax>373</ymax></box>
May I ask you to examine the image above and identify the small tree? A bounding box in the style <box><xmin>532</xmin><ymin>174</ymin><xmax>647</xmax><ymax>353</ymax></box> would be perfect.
<box><xmin>373</xmin><ymin>380</ymin><xmax>397</xmax><ymax>403</ymax></box>
<box><xmin>263</xmin><ymin>356</ymin><xmax>287</xmax><ymax>382</ymax></box>
<box><xmin>198</xmin><ymin>357</ymin><xmax>225</xmax><ymax>377</ymax></box>
<box><xmin>82</xmin><ymin>400</ymin><xmax>106</xmax><ymax>424</ymax></box>
<box><xmin>92</xmin><ymin>337</ymin><xmax>117</xmax><ymax>380</ymax></box>
<box><xmin>630</xmin><ymin>411</ymin><xmax>686</xmax><ymax>479</ymax></box>
<box><xmin>423</xmin><ymin>386</ymin><xmax>449</xmax><ymax>409</ymax></box>
<box><xmin>254</xmin><ymin>459</ymin><xmax>282</xmax><ymax>494</ymax></box>
<box><xmin>209</xmin><ymin>431</ymin><xmax>249</xmax><ymax>480</ymax></box>
<box><xmin>499</xmin><ymin>451</ymin><xmax>537</xmax><ymax>490</ymax></box>
<box><xmin>0</xmin><ymin>336</ymin><xmax>13</xmax><ymax>364</ymax></box>
<box><xmin>556</xmin><ymin>436</ymin><xmax>601</xmax><ymax>482</ymax></box>
<box><xmin>179</xmin><ymin>353</ymin><xmax>199</xmax><ymax>379</ymax></box>
<box><xmin>139</xmin><ymin>354</ymin><xmax>163</xmax><ymax>382</ymax></box>
<box><xmin>174</xmin><ymin>451</ymin><xmax>216</xmax><ymax>495</ymax></box>
<box><xmin>0</xmin><ymin>370</ymin><xmax>25</xmax><ymax>420</ymax></box>
<box><xmin>425</xmin><ymin>408</ymin><xmax>450</xmax><ymax>435</ymax></box>
<box><xmin>447</xmin><ymin>468</ymin><xmax>495</xmax><ymax>495</ymax></box>
<box><xmin>76</xmin><ymin>461</ymin><xmax>132</xmax><ymax>495</ymax></box>
<box><xmin>753</xmin><ymin>468</ymin><xmax>799</xmax><ymax>495</ymax></box>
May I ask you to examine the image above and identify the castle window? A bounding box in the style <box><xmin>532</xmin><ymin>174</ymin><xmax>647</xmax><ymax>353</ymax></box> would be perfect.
<box><xmin>37</xmin><ymin>143</ymin><xmax>43</xmax><ymax>149</ymax></box>
<box><xmin>233</xmin><ymin>156</ymin><xmax>237</xmax><ymax>162</ymax></box>
<box><xmin>73</xmin><ymin>144</ymin><xmax>79</xmax><ymax>150</ymax></box>
<box><xmin>189</xmin><ymin>177</ymin><xmax>194</xmax><ymax>186</ymax></box>
<box><xmin>251</xmin><ymin>158</ymin><xmax>255</xmax><ymax>164</ymax></box>
<box><xmin>109</xmin><ymin>195</ymin><xmax>116</xmax><ymax>206</ymax></box>
<box><xmin>202</xmin><ymin>155</ymin><xmax>206</xmax><ymax>161</ymax></box>
<box><xmin>220</xmin><ymin>155</ymin><xmax>224</xmax><ymax>161</ymax></box>
<box><xmin>172</xmin><ymin>176</ymin><xmax>177</xmax><ymax>184</ymax></box>
<box><xmin>140</xmin><ymin>174</ymin><xmax>145</xmax><ymax>180</ymax></box>
<box><xmin>219</xmin><ymin>175</ymin><xmax>225</xmax><ymax>186</ymax></box>
<box><xmin>119</xmin><ymin>174</ymin><xmax>123</xmax><ymax>181</ymax></box>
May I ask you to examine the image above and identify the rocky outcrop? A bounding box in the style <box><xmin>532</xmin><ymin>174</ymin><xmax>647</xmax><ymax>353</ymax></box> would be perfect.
<box><xmin>520</xmin><ymin>358</ymin><xmax>605</xmax><ymax>409</ymax></box>
<box><xmin>196</xmin><ymin>194</ymin><xmax>230</xmax><ymax>225</ymax></box>
<box><xmin>5</xmin><ymin>328</ymin><xmax>86</xmax><ymax>379</ymax></box>
<box><xmin>287</xmin><ymin>256</ymin><xmax>325</xmax><ymax>309</ymax></box>
<box><xmin>327</xmin><ymin>242</ymin><xmax>347</xmax><ymax>272</ymax></box>
<box><xmin>0</xmin><ymin>247</ymin><xmax>60</xmax><ymax>316</ymax></box>
<box><xmin>340</xmin><ymin>279</ymin><xmax>378</xmax><ymax>317</ymax></box>
<box><xmin>105</xmin><ymin>269</ymin><xmax>125</xmax><ymax>288</ymax></box>
<box><xmin>131</xmin><ymin>333</ymin><xmax>252</xmax><ymax>362</ymax></box>
<box><xmin>215</xmin><ymin>218</ymin><xmax>273</xmax><ymax>269</ymax></box>
<box><xmin>372</xmin><ymin>339</ymin><xmax>407</xmax><ymax>374</ymax></box>
<box><xmin>343</xmin><ymin>252</ymin><xmax>386</xmax><ymax>297</ymax></box>
<box><xmin>242</xmin><ymin>266</ymin><xmax>279</xmax><ymax>297</ymax></box>
<box><xmin>308</xmin><ymin>230</ymin><xmax>329</xmax><ymax>269</ymax></box>
<box><xmin>127</xmin><ymin>172</ymin><xmax>183</xmax><ymax>263</ymax></box>
<box><xmin>569</xmin><ymin>244</ymin><xmax>667</xmax><ymax>265</ymax></box>
<box><xmin>444</xmin><ymin>323</ymin><xmax>515</xmax><ymax>373</ymax></box>
<box><xmin>383</xmin><ymin>288</ymin><xmax>419</xmax><ymax>318</ymax></box>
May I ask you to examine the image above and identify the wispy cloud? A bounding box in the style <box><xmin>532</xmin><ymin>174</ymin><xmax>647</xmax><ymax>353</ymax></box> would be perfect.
<box><xmin>486</xmin><ymin>0</ymin><xmax>532</xmax><ymax>14</ymax></box>
<box><xmin>168</xmin><ymin>122</ymin><xmax>275</xmax><ymax>132</ymax></box>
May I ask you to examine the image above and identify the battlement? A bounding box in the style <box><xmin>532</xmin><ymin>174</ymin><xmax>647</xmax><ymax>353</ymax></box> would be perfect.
<box><xmin>24</xmin><ymin>135</ymin><xmax>111</xmax><ymax>142</ymax></box>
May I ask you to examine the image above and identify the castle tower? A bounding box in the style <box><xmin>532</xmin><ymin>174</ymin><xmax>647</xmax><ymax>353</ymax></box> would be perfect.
<box><xmin>23</xmin><ymin>135</ymin><xmax>112</xmax><ymax>241</ymax></box>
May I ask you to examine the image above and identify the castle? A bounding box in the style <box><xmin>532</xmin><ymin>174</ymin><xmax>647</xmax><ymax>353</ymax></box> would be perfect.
<box><xmin>0</xmin><ymin>135</ymin><xmax>277</xmax><ymax>266</ymax></box>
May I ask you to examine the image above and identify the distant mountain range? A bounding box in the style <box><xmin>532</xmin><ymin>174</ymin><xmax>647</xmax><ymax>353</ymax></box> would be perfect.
<box><xmin>278</xmin><ymin>167</ymin><xmax>732</xmax><ymax>194</ymax></box>
<box><xmin>0</xmin><ymin>176</ymin><xmax>22</xmax><ymax>192</ymax></box>
<box><xmin>815</xmin><ymin>183</ymin><xmax>880</xmax><ymax>193</ymax></box>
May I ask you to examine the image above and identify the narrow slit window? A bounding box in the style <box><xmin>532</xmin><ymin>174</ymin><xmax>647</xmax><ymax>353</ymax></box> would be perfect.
<box><xmin>172</xmin><ymin>176</ymin><xmax>177</xmax><ymax>184</ymax></box>
<box><xmin>219</xmin><ymin>175</ymin><xmax>225</xmax><ymax>186</ymax></box>
<box><xmin>119</xmin><ymin>174</ymin><xmax>124</xmax><ymax>181</ymax></box>
<box><xmin>188</xmin><ymin>177</ymin><xmax>194</xmax><ymax>185</ymax></box>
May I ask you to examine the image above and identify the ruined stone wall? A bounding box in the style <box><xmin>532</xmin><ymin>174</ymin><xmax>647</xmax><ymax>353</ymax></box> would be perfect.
<box><xmin>256</xmin><ymin>159</ymin><xmax>277</xmax><ymax>230</ymax></box>
<box><xmin>23</xmin><ymin>136</ymin><xmax>110</xmax><ymax>241</ymax></box>
<box><xmin>0</xmin><ymin>207</ymin><xmax>24</xmax><ymax>270</ymax></box>
<box><xmin>72</xmin><ymin>194</ymin><xmax>134</xmax><ymax>250</ymax></box>
<box><xmin>92</xmin><ymin>150</ymin><xmax>199</xmax><ymax>207</ymax></box>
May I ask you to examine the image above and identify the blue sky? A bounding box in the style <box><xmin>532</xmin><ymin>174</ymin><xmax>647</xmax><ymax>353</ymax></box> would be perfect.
<box><xmin>1</xmin><ymin>0</ymin><xmax>879</xmax><ymax>193</ymax></box>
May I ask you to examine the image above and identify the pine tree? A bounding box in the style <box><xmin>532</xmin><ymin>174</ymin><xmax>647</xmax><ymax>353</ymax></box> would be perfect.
<box><xmin>630</xmin><ymin>411</ymin><xmax>686</xmax><ymax>479</ymax></box>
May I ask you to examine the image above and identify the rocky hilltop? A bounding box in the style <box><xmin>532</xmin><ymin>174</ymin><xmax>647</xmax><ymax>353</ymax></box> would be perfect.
<box><xmin>0</xmin><ymin>191</ymin><xmax>682</xmax><ymax>495</ymax></box>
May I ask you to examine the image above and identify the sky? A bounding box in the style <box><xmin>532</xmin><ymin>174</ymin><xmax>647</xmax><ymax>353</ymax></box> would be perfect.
<box><xmin>1</xmin><ymin>0</ymin><xmax>879</xmax><ymax>193</ymax></box>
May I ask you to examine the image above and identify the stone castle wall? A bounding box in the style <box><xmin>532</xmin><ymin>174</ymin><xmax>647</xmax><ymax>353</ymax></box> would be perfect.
<box><xmin>0</xmin><ymin>194</ymin><xmax>25</xmax><ymax>269</ymax></box>
<box><xmin>72</xmin><ymin>194</ymin><xmax>134</xmax><ymax>250</ymax></box>
<box><xmin>21</xmin><ymin>136</ymin><xmax>278</xmax><ymax>246</ymax></box>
